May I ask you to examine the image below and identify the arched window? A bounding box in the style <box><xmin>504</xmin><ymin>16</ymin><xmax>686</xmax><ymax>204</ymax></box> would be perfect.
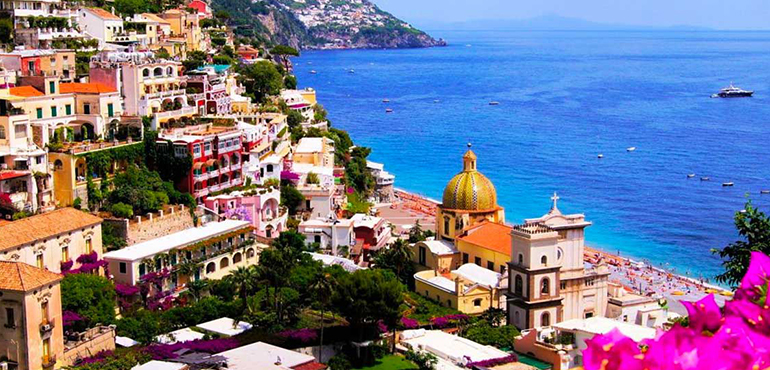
<box><xmin>541</xmin><ymin>277</ymin><xmax>550</xmax><ymax>295</ymax></box>
<box><xmin>143</xmin><ymin>68</ymin><xmax>150</xmax><ymax>77</ymax></box>
<box><xmin>541</xmin><ymin>312</ymin><xmax>551</xmax><ymax>327</ymax></box>
<box><xmin>220</xmin><ymin>257</ymin><xmax>229</xmax><ymax>269</ymax></box>
<box><xmin>443</xmin><ymin>217</ymin><xmax>450</xmax><ymax>235</ymax></box>
<box><xmin>166</xmin><ymin>66</ymin><xmax>173</xmax><ymax>76</ymax></box>
<box><xmin>518</xmin><ymin>253</ymin><xmax>523</xmax><ymax>264</ymax></box>
<box><xmin>0</xmin><ymin>126</ymin><xmax>5</xmax><ymax>139</ymax></box>
<box><xmin>233</xmin><ymin>252</ymin><xmax>242</xmax><ymax>264</ymax></box>
<box><xmin>266</xmin><ymin>164</ymin><xmax>273</xmax><ymax>172</ymax></box>
<box><xmin>473</xmin><ymin>298</ymin><xmax>482</xmax><ymax>307</ymax></box>
<box><xmin>541</xmin><ymin>255</ymin><xmax>548</xmax><ymax>266</ymax></box>
<box><xmin>206</xmin><ymin>262</ymin><xmax>216</xmax><ymax>273</ymax></box>
<box><xmin>514</xmin><ymin>275</ymin><xmax>523</xmax><ymax>296</ymax></box>
<box><xmin>557</xmin><ymin>248</ymin><xmax>563</xmax><ymax>261</ymax></box>
<box><xmin>54</xmin><ymin>160</ymin><xmax>63</xmax><ymax>171</ymax></box>
<box><xmin>154</xmin><ymin>67</ymin><xmax>163</xmax><ymax>76</ymax></box>
<box><xmin>246</xmin><ymin>248</ymin><xmax>255</xmax><ymax>258</ymax></box>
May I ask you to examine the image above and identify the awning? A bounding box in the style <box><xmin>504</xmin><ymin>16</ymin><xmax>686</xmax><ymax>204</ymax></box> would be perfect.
<box><xmin>193</xmin><ymin>162</ymin><xmax>204</xmax><ymax>170</ymax></box>
<box><xmin>0</xmin><ymin>171</ymin><xmax>30</xmax><ymax>181</ymax></box>
<box><xmin>205</xmin><ymin>159</ymin><xmax>216</xmax><ymax>166</ymax></box>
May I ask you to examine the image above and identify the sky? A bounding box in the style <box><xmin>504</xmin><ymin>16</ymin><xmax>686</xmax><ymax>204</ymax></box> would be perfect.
<box><xmin>375</xmin><ymin>0</ymin><xmax>770</xmax><ymax>30</ymax></box>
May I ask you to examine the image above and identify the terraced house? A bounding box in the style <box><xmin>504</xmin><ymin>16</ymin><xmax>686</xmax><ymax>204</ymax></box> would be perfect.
<box><xmin>0</xmin><ymin>208</ymin><xmax>103</xmax><ymax>273</ymax></box>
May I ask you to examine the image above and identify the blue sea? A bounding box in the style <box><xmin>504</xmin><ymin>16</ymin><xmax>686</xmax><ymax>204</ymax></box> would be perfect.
<box><xmin>293</xmin><ymin>30</ymin><xmax>770</xmax><ymax>282</ymax></box>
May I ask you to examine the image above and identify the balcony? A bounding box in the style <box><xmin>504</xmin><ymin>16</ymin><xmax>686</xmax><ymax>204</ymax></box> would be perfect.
<box><xmin>194</xmin><ymin>188</ymin><xmax>209</xmax><ymax>198</ymax></box>
<box><xmin>42</xmin><ymin>355</ymin><xmax>56</xmax><ymax>368</ymax></box>
<box><xmin>142</xmin><ymin>89</ymin><xmax>186</xmax><ymax>101</ymax></box>
<box><xmin>230</xmin><ymin>163</ymin><xmax>241</xmax><ymax>171</ymax></box>
<box><xmin>154</xmin><ymin>106</ymin><xmax>197</xmax><ymax>120</ymax></box>
<box><xmin>207</xmin><ymin>168</ymin><xmax>220</xmax><ymax>177</ymax></box>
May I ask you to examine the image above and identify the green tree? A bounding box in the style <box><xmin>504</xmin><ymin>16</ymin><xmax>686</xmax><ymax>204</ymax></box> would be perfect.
<box><xmin>462</xmin><ymin>321</ymin><xmax>519</xmax><ymax>349</ymax></box>
<box><xmin>284</xmin><ymin>75</ymin><xmax>298</xmax><ymax>90</ymax></box>
<box><xmin>115</xmin><ymin>0</ymin><xmax>148</xmax><ymax>17</ymax></box>
<box><xmin>712</xmin><ymin>200</ymin><xmax>770</xmax><ymax>287</ymax></box>
<box><xmin>226</xmin><ymin>265</ymin><xmax>257</xmax><ymax>301</ymax></box>
<box><xmin>332</xmin><ymin>269</ymin><xmax>403</xmax><ymax>344</ymax></box>
<box><xmin>270</xmin><ymin>45</ymin><xmax>299</xmax><ymax>72</ymax></box>
<box><xmin>310</xmin><ymin>273</ymin><xmax>334</xmax><ymax>362</ymax></box>
<box><xmin>287</xmin><ymin>110</ymin><xmax>304</xmax><ymax>129</ymax></box>
<box><xmin>61</xmin><ymin>274</ymin><xmax>117</xmax><ymax>326</ymax></box>
<box><xmin>372</xmin><ymin>239</ymin><xmax>415</xmax><ymax>286</ymax></box>
<box><xmin>280</xmin><ymin>182</ymin><xmax>304</xmax><ymax>215</ymax></box>
<box><xmin>187</xmin><ymin>279</ymin><xmax>209</xmax><ymax>302</ymax></box>
<box><xmin>0</xmin><ymin>17</ymin><xmax>13</xmax><ymax>44</ymax></box>
<box><xmin>155</xmin><ymin>47</ymin><xmax>171</xmax><ymax>59</ymax></box>
<box><xmin>345</xmin><ymin>147</ymin><xmax>375</xmax><ymax>195</ymax></box>
<box><xmin>182</xmin><ymin>50</ymin><xmax>208</xmax><ymax>71</ymax></box>
<box><xmin>239</xmin><ymin>60</ymin><xmax>283</xmax><ymax>102</ymax></box>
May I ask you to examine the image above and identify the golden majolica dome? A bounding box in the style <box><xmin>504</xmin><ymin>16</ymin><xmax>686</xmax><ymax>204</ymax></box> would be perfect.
<box><xmin>442</xmin><ymin>146</ymin><xmax>498</xmax><ymax>211</ymax></box>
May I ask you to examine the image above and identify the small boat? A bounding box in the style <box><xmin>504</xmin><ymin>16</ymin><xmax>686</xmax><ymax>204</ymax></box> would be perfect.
<box><xmin>687</xmin><ymin>174</ymin><xmax>695</xmax><ymax>178</ymax></box>
<box><xmin>489</xmin><ymin>101</ymin><xmax>500</xmax><ymax>106</ymax></box>
<box><xmin>434</xmin><ymin>100</ymin><xmax>440</xmax><ymax>103</ymax></box>
<box><xmin>597</xmin><ymin>154</ymin><xmax>604</xmax><ymax>159</ymax></box>
<box><xmin>760</xmin><ymin>190</ymin><xmax>770</xmax><ymax>194</ymax></box>
<box><xmin>385</xmin><ymin>108</ymin><xmax>393</xmax><ymax>113</ymax></box>
<box><xmin>627</xmin><ymin>147</ymin><xmax>636</xmax><ymax>152</ymax></box>
<box><xmin>309</xmin><ymin>70</ymin><xmax>317</xmax><ymax>74</ymax></box>
<box><xmin>700</xmin><ymin>177</ymin><xmax>710</xmax><ymax>181</ymax></box>
<box><xmin>348</xmin><ymin>69</ymin><xmax>355</xmax><ymax>74</ymax></box>
<box><xmin>722</xmin><ymin>182</ymin><xmax>735</xmax><ymax>187</ymax></box>
<box><xmin>382</xmin><ymin>98</ymin><xmax>390</xmax><ymax>103</ymax></box>
<box><xmin>712</xmin><ymin>83</ymin><xmax>753</xmax><ymax>98</ymax></box>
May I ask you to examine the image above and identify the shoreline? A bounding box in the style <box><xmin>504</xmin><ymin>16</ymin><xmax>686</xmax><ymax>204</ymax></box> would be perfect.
<box><xmin>379</xmin><ymin>187</ymin><xmax>732</xmax><ymax>313</ymax></box>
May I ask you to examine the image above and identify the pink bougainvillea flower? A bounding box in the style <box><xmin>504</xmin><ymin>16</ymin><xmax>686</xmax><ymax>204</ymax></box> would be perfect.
<box><xmin>682</xmin><ymin>294</ymin><xmax>723</xmax><ymax>333</ymax></box>
<box><xmin>736</xmin><ymin>251</ymin><xmax>770</xmax><ymax>301</ymax></box>
<box><xmin>583</xmin><ymin>328</ymin><xmax>644</xmax><ymax>370</ymax></box>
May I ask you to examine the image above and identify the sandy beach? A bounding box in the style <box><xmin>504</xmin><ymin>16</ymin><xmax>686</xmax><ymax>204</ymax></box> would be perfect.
<box><xmin>377</xmin><ymin>189</ymin><xmax>732</xmax><ymax>316</ymax></box>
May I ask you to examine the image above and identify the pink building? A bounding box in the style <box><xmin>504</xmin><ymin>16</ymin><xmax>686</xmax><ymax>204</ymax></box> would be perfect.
<box><xmin>204</xmin><ymin>187</ymin><xmax>287</xmax><ymax>238</ymax></box>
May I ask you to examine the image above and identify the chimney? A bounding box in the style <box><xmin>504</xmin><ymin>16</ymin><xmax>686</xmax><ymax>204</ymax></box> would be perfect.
<box><xmin>455</xmin><ymin>277</ymin><xmax>461</xmax><ymax>295</ymax></box>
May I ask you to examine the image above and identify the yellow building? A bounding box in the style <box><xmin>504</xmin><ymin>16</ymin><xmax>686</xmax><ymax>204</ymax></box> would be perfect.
<box><xmin>455</xmin><ymin>221</ymin><xmax>512</xmax><ymax>274</ymax></box>
<box><xmin>437</xmin><ymin>145</ymin><xmax>505</xmax><ymax>241</ymax></box>
<box><xmin>293</xmin><ymin>137</ymin><xmax>334</xmax><ymax>168</ymax></box>
<box><xmin>0</xmin><ymin>262</ymin><xmax>64</xmax><ymax>370</ymax></box>
<box><xmin>414</xmin><ymin>263</ymin><xmax>506</xmax><ymax>315</ymax></box>
<box><xmin>49</xmin><ymin>141</ymin><xmax>142</xmax><ymax>207</ymax></box>
<box><xmin>412</xmin><ymin>239</ymin><xmax>459</xmax><ymax>273</ymax></box>
<box><xmin>159</xmin><ymin>9</ymin><xmax>205</xmax><ymax>52</ymax></box>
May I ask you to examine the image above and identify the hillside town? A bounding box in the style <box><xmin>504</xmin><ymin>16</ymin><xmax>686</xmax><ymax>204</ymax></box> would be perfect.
<box><xmin>0</xmin><ymin>0</ymin><xmax>757</xmax><ymax>370</ymax></box>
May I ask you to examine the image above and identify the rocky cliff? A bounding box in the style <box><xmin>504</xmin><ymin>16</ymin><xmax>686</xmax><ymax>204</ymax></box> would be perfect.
<box><xmin>211</xmin><ymin>0</ymin><xmax>445</xmax><ymax>50</ymax></box>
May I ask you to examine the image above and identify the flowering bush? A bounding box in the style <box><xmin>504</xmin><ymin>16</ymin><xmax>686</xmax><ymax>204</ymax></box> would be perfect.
<box><xmin>466</xmin><ymin>354</ymin><xmax>518</xmax><ymax>368</ymax></box>
<box><xmin>79</xmin><ymin>350</ymin><xmax>114</xmax><ymax>364</ymax></box>
<box><xmin>277</xmin><ymin>328</ymin><xmax>318</xmax><ymax>343</ymax></box>
<box><xmin>400</xmin><ymin>317</ymin><xmax>420</xmax><ymax>329</ymax></box>
<box><xmin>77</xmin><ymin>251</ymin><xmax>99</xmax><ymax>264</ymax></box>
<box><xmin>62</xmin><ymin>310</ymin><xmax>83</xmax><ymax>328</ymax></box>
<box><xmin>584</xmin><ymin>251</ymin><xmax>770</xmax><ymax>370</ymax></box>
<box><xmin>378</xmin><ymin>320</ymin><xmax>389</xmax><ymax>333</ymax></box>
<box><xmin>61</xmin><ymin>260</ymin><xmax>74</xmax><ymax>272</ymax></box>
<box><xmin>431</xmin><ymin>314</ymin><xmax>469</xmax><ymax>328</ymax></box>
<box><xmin>145</xmin><ymin>338</ymin><xmax>240</xmax><ymax>360</ymax></box>
<box><xmin>63</xmin><ymin>252</ymin><xmax>108</xmax><ymax>274</ymax></box>
<box><xmin>115</xmin><ymin>284</ymin><xmax>140</xmax><ymax>297</ymax></box>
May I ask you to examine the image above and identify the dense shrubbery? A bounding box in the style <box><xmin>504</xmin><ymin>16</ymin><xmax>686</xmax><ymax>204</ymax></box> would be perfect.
<box><xmin>61</xmin><ymin>274</ymin><xmax>117</xmax><ymax>328</ymax></box>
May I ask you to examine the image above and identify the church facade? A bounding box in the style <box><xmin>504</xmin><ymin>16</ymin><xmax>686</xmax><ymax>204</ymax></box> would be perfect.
<box><xmin>506</xmin><ymin>194</ymin><xmax>610</xmax><ymax>329</ymax></box>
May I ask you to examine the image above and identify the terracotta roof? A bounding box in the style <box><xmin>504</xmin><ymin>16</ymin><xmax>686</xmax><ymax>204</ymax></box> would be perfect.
<box><xmin>9</xmin><ymin>86</ymin><xmax>44</xmax><ymax>97</ymax></box>
<box><xmin>141</xmin><ymin>13</ymin><xmax>171</xmax><ymax>24</ymax></box>
<box><xmin>456</xmin><ymin>221</ymin><xmax>512</xmax><ymax>256</ymax></box>
<box><xmin>60</xmin><ymin>82</ymin><xmax>117</xmax><ymax>94</ymax></box>
<box><xmin>0</xmin><ymin>261</ymin><xmax>63</xmax><ymax>292</ymax></box>
<box><xmin>86</xmin><ymin>7</ymin><xmax>122</xmax><ymax>20</ymax></box>
<box><xmin>0</xmin><ymin>208</ymin><xmax>103</xmax><ymax>252</ymax></box>
<box><xmin>292</xmin><ymin>362</ymin><xmax>327</xmax><ymax>370</ymax></box>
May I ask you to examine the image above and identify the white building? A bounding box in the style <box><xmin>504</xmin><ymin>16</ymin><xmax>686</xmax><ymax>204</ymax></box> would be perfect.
<box><xmin>78</xmin><ymin>7</ymin><xmax>125</xmax><ymax>45</ymax></box>
<box><xmin>606</xmin><ymin>282</ymin><xmax>669</xmax><ymax>328</ymax></box>
<box><xmin>401</xmin><ymin>329</ymin><xmax>524</xmax><ymax>370</ymax></box>
<box><xmin>298</xmin><ymin>216</ymin><xmax>354</xmax><ymax>256</ymax></box>
<box><xmin>215</xmin><ymin>342</ymin><xmax>324</xmax><ymax>370</ymax></box>
<box><xmin>104</xmin><ymin>220</ymin><xmax>257</xmax><ymax>287</ymax></box>
<box><xmin>366</xmin><ymin>160</ymin><xmax>395</xmax><ymax>203</ymax></box>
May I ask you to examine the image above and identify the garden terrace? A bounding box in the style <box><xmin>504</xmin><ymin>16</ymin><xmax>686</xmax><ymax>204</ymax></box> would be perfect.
<box><xmin>48</xmin><ymin>139</ymin><xmax>140</xmax><ymax>154</ymax></box>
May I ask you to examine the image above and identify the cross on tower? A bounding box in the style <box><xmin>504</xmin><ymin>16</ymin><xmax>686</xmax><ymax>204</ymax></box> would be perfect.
<box><xmin>551</xmin><ymin>192</ymin><xmax>560</xmax><ymax>210</ymax></box>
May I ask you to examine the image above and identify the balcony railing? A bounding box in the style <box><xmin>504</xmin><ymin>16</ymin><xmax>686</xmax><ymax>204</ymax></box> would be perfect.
<box><xmin>142</xmin><ymin>89</ymin><xmax>186</xmax><ymax>100</ymax></box>
<box><xmin>194</xmin><ymin>188</ymin><xmax>209</xmax><ymax>198</ymax></box>
<box><xmin>154</xmin><ymin>106</ymin><xmax>197</xmax><ymax>120</ymax></box>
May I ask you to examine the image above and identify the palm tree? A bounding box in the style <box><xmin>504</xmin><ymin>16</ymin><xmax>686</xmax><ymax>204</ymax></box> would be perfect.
<box><xmin>226</xmin><ymin>265</ymin><xmax>257</xmax><ymax>301</ymax></box>
<box><xmin>389</xmin><ymin>238</ymin><xmax>414</xmax><ymax>280</ymax></box>
<box><xmin>310</xmin><ymin>273</ymin><xmax>334</xmax><ymax>362</ymax></box>
<box><xmin>188</xmin><ymin>279</ymin><xmax>209</xmax><ymax>302</ymax></box>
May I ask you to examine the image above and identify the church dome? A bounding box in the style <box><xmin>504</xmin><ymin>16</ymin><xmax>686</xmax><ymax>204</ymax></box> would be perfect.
<box><xmin>442</xmin><ymin>147</ymin><xmax>498</xmax><ymax>211</ymax></box>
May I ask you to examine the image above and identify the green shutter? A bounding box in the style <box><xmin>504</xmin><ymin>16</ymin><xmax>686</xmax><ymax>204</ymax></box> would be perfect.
<box><xmin>50</xmin><ymin>106</ymin><xmax>57</xmax><ymax>117</ymax></box>
<box><xmin>49</xmin><ymin>81</ymin><xmax>55</xmax><ymax>94</ymax></box>
<box><xmin>107</xmin><ymin>103</ymin><xmax>114</xmax><ymax>117</ymax></box>
<box><xmin>65</xmin><ymin>104</ymin><xmax>71</xmax><ymax>115</ymax></box>
<box><xmin>36</xmin><ymin>108</ymin><xmax>43</xmax><ymax>119</ymax></box>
